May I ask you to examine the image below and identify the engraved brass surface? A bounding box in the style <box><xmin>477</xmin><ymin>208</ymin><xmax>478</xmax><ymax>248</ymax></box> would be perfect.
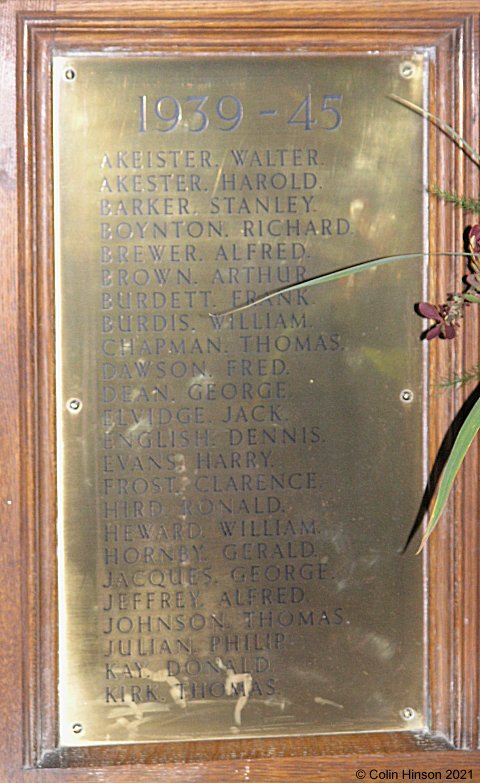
<box><xmin>54</xmin><ymin>54</ymin><xmax>427</xmax><ymax>744</ymax></box>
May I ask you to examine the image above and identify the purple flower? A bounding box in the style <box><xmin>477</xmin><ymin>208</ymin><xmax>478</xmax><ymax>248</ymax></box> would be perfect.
<box><xmin>469</xmin><ymin>224</ymin><xmax>480</xmax><ymax>258</ymax></box>
<box><xmin>417</xmin><ymin>302</ymin><xmax>457</xmax><ymax>340</ymax></box>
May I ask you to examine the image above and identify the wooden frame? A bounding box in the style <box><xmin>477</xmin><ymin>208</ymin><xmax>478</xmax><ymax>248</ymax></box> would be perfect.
<box><xmin>0</xmin><ymin>1</ymin><xmax>478</xmax><ymax>779</ymax></box>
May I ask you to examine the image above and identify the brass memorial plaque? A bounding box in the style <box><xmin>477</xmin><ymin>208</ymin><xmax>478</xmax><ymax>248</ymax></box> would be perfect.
<box><xmin>55</xmin><ymin>54</ymin><xmax>427</xmax><ymax>744</ymax></box>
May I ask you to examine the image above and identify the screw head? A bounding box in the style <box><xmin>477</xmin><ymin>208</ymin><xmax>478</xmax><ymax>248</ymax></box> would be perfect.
<box><xmin>400</xmin><ymin>61</ymin><xmax>414</xmax><ymax>79</ymax></box>
<box><xmin>400</xmin><ymin>389</ymin><xmax>414</xmax><ymax>404</ymax></box>
<box><xmin>401</xmin><ymin>707</ymin><xmax>416</xmax><ymax>721</ymax></box>
<box><xmin>67</xmin><ymin>398</ymin><xmax>82</xmax><ymax>413</ymax></box>
<box><xmin>64</xmin><ymin>67</ymin><xmax>76</xmax><ymax>81</ymax></box>
<box><xmin>72</xmin><ymin>722</ymin><xmax>83</xmax><ymax>734</ymax></box>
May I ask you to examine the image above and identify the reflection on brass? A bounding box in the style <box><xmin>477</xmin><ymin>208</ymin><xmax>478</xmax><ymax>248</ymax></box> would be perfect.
<box><xmin>54</xmin><ymin>54</ymin><xmax>427</xmax><ymax>745</ymax></box>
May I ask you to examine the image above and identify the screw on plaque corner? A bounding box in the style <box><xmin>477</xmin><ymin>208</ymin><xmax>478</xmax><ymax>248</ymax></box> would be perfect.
<box><xmin>400</xmin><ymin>389</ymin><xmax>414</xmax><ymax>404</ymax></box>
<box><xmin>400</xmin><ymin>61</ymin><xmax>414</xmax><ymax>79</ymax></box>
<box><xmin>67</xmin><ymin>398</ymin><xmax>82</xmax><ymax>413</ymax></box>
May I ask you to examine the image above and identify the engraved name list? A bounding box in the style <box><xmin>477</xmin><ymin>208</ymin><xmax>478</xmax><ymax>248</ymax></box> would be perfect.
<box><xmin>55</xmin><ymin>55</ymin><xmax>426</xmax><ymax>744</ymax></box>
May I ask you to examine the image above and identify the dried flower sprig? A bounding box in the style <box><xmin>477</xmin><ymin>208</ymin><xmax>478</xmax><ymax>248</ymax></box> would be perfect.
<box><xmin>438</xmin><ymin>364</ymin><xmax>480</xmax><ymax>390</ymax></box>
<box><xmin>417</xmin><ymin>226</ymin><xmax>480</xmax><ymax>341</ymax></box>
<box><xmin>429</xmin><ymin>185</ymin><xmax>480</xmax><ymax>214</ymax></box>
<box><xmin>213</xmin><ymin>101</ymin><xmax>480</xmax><ymax>554</ymax></box>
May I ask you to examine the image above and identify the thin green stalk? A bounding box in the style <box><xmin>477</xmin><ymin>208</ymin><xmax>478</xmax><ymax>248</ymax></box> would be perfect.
<box><xmin>211</xmin><ymin>252</ymin><xmax>469</xmax><ymax>316</ymax></box>
<box><xmin>210</xmin><ymin>245</ymin><xmax>478</xmax><ymax>556</ymax></box>
<box><xmin>212</xmin><ymin>97</ymin><xmax>480</xmax><ymax>554</ymax></box>
<box><xmin>389</xmin><ymin>94</ymin><xmax>480</xmax><ymax>166</ymax></box>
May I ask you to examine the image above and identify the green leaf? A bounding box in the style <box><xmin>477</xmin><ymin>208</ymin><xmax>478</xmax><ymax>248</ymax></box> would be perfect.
<box><xmin>209</xmin><ymin>247</ymin><xmax>478</xmax><ymax>557</ymax></box>
<box><xmin>212</xmin><ymin>252</ymin><xmax>468</xmax><ymax>316</ymax></box>
<box><xmin>463</xmin><ymin>293</ymin><xmax>480</xmax><ymax>303</ymax></box>
<box><xmin>417</xmin><ymin>395</ymin><xmax>480</xmax><ymax>553</ymax></box>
